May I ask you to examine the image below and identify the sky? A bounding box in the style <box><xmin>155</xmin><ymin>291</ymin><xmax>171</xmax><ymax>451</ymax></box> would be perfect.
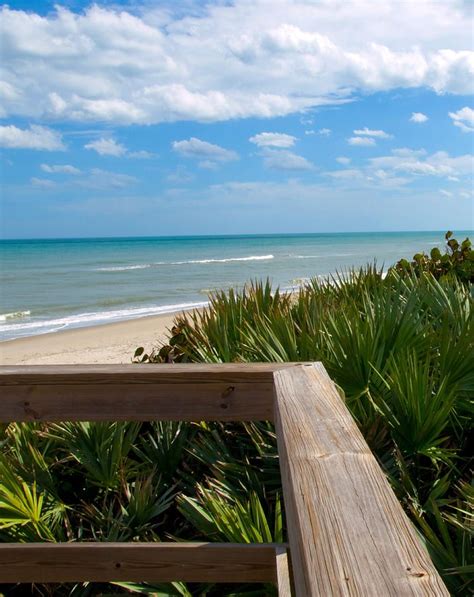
<box><xmin>0</xmin><ymin>0</ymin><xmax>473</xmax><ymax>239</ymax></box>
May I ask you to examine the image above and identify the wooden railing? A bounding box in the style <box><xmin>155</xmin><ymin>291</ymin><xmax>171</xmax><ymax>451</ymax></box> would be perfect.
<box><xmin>0</xmin><ymin>363</ymin><xmax>448</xmax><ymax>596</ymax></box>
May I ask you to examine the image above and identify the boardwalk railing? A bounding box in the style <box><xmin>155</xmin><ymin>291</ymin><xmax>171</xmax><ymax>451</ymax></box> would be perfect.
<box><xmin>0</xmin><ymin>363</ymin><xmax>448</xmax><ymax>596</ymax></box>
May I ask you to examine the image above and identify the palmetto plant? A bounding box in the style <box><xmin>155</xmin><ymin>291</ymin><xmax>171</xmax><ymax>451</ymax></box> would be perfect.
<box><xmin>138</xmin><ymin>267</ymin><xmax>473</xmax><ymax>594</ymax></box>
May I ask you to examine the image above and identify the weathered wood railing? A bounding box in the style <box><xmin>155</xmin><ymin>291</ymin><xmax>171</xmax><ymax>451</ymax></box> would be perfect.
<box><xmin>0</xmin><ymin>363</ymin><xmax>448</xmax><ymax>595</ymax></box>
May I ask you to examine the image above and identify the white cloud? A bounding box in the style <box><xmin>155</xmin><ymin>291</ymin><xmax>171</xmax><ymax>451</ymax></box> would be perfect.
<box><xmin>0</xmin><ymin>2</ymin><xmax>472</xmax><ymax>125</ymax></box>
<box><xmin>260</xmin><ymin>148</ymin><xmax>313</xmax><ymax>170</ymax></box>
<box><xmin>410</xmin><ymin>112</ymin><xmax>428</xmax><ymax>123</ymax></box>
<box><xmin>369</xmin><ymin>148</ymin><xmax>473</xmax><ymax>177</ymax></box>
<box><xmin>249</xmin><ymin>132</ymin><xmax>297</xmax><ymax>148</ymax></box>
<box><xmin>318</xmin><ymin>128</ymin><xmax>331</xmax><ymax>136</ymax></box>
<box><xmin>348</xmin><ymin>136</ymin><xmax>376</xmax><ymax>147</ymax></box>
<box><xmin>41</xmin><ymin>163</ymin><xmax>80</xmax><ymax>174</ymax></box>
<box><xmin>449</xmin><ymin>107</ymin><xmax>474</xmax><ymax>132</ymax></box>
<box><xmin>353</xmin><ymin>127</ymin><xmax>392</xmax><ymax>138</ymax></box>
<box><xmin>336</xmin><ymin>156</ymin><xmax>351</xmax><ymax>165</ymax></box>
<box><xmin>31</xmin><ymin>177</ymin><xmax>57</xmax><ymax>188</ymax></box>
<box><xmin>304</xmin><ymin>130</ymin><xmax>315</xmax><ymax>135</ymax></box>
<box><xmin>0</xmin><ymin>124</ymin><xmax>65</xmax><ymax>150</ymax></box>
<box><xmin>440</xmin><ymin>190</ymin><xmax>453</xmax><ymax>197</ymax></box>
<box><xmin>85</xmin><ymin>138</ymin><xmax>126</xmax><ymax>156</ymax></box>
<box><xmin>172</xmin><ymin>137</ymin><xmax>238</xmax><ymax>163</ymax></box>
<box><xmin>325</xmin><ymin>147</ymin><xmax>473</xmax><ymax>189</ymax></box>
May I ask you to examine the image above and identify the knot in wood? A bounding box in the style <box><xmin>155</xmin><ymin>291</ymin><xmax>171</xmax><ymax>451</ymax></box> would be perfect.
<box><xmin>221</xmin><ymin>386</ymin><xmax>235</xmax><ymax>399</ymax></box>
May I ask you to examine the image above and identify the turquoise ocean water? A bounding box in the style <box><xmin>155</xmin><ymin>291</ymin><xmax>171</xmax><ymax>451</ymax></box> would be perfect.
<box><xmin>1</xmin><ymin>231</ymin><xmax>470</xmax><ymax>341</ymax></box>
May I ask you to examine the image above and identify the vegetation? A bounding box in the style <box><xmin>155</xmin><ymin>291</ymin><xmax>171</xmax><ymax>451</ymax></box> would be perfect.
<box><xmin>1</xmin><ymin>234</ymin><xmax>473</xmax><ymax>595</ymax></box>
<box><xmin>394</xmin><ymin>230</ymin><xmax>473</xmax><ymax>283</ymax></box>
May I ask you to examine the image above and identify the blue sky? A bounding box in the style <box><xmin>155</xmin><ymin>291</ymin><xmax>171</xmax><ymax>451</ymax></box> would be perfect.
<box><xmin>0</xmin><ymin>0</ymin><xmax>473</xmax><ymax>238</ymax></box>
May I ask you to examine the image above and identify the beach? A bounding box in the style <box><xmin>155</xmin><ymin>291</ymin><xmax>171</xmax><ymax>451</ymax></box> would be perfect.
<box><xmin>0</xmin><ymin>311</ymin><xmax>177</xmax><ymax>365</ymax></box>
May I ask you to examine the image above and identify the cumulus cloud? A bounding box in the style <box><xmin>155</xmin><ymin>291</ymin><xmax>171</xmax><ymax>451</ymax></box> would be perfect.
<box><xmin>348</xmin><ymin>136</ymin><xmax>376</xmax><ymax>147</ymax></box>
<box><xmin>353</xmin><ymin>127</ymin><xmax>392</xmax><ymax>138</ymax></box>
<box><xmin>41</xmin><ymin>164</ymin><xmax>80</xmax><ymax>174</ymax></box>
<box><xmin>0</xmin><ymin>2</ymin><xmax>472</xmax><ymax>125</ymax></box>
<box><xmin>410</xmin><ymin>112</ymin><xmax>428</xmax><ymax>123</ymax></box>
<box><xmin>260</xmin><ymin>148</ymin><xmax>313</xmax><ymax>170</ymax></box>
<box><xmin>172</xmin><ymin>137</ymin><xmax>238</xmax><ymax>164</ymax></box>
<box><xmin>336</xmin><ymin>156</ymin><xmax>351</xmax><ymax>165</ymax></box>
<box><xmin>85</xmin><ymin>138</ymin><xmax>126</xmax><ymax>156</ymax></box>
<box><xmin>0</xmin><ymin>124</ymin><xmax>65</xmax><ymax>150</ymax></box>
<box><xmin>318</xmin><ymin>128</ymin><xmax>332</xmax><ymax>136</ymax></box>
<box><xmin>325</xmin><ymin>147</ymin><xmax>473</xmax><ymax>189</ymax></box>
<box><xmin>440</xmin><ymin>189</ymin><xmax>453</xmax><ymax>197</ymax></box>
<box><xmin>249</xmin><ymin>132</ymin><xmax>297</xmax><ymax>148</ymax></box>
<box><xmin>369</xmin><ymin>148</ymin><xmax>473</xmax><ymax>177</ymax></box>
<box><xmin>449</xmin><ymin>107</ymin><xmax>474</xmax><ymax>132</ymax></box>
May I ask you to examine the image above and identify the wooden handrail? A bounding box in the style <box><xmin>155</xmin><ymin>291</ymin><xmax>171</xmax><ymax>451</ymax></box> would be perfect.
<box><xmin>0</xmin><ymin>363</ymin><xmax>448</xmax><ymax>595</ymax></box>
<box><xmin>0</xmin><ymin>363</ymin><xmax>298</xmax><ymax>422</ymax></box>
<box><xmin>274</xmin><ymin>363</ymin><xmax>449</xmax><ymax>596</ymax></box>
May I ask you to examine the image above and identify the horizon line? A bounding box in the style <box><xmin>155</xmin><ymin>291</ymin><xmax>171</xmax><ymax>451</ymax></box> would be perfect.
<box><xmin>1</xmin><ymin>229</ymin><xmax>472</xmax><ymax>243</ymax></box>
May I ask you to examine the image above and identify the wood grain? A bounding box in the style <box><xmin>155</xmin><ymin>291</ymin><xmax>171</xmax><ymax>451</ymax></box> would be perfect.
<box><xmin>273</xmin><ymin>363</ymin><xmax>448</xmax><ymax>596</ymax></box>
<box><xmin>275</xmin><ymin>545</ymin><xmax>293</xmax><ymax>596</ymax></box>
<box><xmin>0</xmin><ymin>542</ymin><xmax>280</xmax><ymax>583</ymax></box>
<box><xmin>0</xmin><ymin>364</ymin><xmax>299</xmax><ymax>422</ymax></box>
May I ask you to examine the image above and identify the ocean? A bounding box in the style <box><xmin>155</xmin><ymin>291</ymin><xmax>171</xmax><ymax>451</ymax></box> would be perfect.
<box><xmin>0</xmin><ymin>231</ymin><xmax>469</xmax><ymax>341</ymax></box>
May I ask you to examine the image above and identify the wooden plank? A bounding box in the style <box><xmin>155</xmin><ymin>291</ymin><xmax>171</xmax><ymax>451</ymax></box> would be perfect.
<box><xmin>273</xmin><ymin>363</ymin><xmax>449</xmax><ymax>597</ymax></box>
<box><xmin>0</xmin><ymin>364</ymin><xmax>298</xmax><ymax>422</ymax></box>
<box><xmin>0</xmin><ymin>382</ymin><xmax>273</xmax><ymax>422</ymax></box>
<box><xmin>275</xmin><ymin>546</ymin><xmax>293</xmax><ymax>596</ymax></box>
<box><xmin>0</xmin><ymin>542</ymin><xmax>280</xmax><ymax>584</ymax></box>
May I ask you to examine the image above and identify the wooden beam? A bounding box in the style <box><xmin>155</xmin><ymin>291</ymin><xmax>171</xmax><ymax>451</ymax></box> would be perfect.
<box><xmin>273</xmin><ymin>363</ymin><xmax>449</xmax><ymax>596</ymax></box>
<box><xmin>275</xmin><ymin>546</ymin><xmax>293</xmax><ymax>596</ymax></box>
<box><xmin>0</xmin><ymin>364</ymin><xmax>298</xmax><ymax>422</ymax></box>
<box><xmin>0</xmin><ymin>542</ymin><xmax>281</xmax><ymax>584</ymax></box>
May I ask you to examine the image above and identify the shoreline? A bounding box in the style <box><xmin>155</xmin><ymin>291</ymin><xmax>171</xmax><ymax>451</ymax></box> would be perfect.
<box><xmin>0</xmin><ymin>310</ymin><xmax>190</xmax><ymax>365</ymax></box>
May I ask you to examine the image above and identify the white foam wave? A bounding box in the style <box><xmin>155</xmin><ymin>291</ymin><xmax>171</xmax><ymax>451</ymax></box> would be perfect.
<box><xmin>0</xmin><ymin>302</ymin><xmax>208</xmax><ymax>340</ymax></box>
<box><xmin>0</xmin><ymin>310</ymin><xmax>31</xmax><ymax>322</ymax></box>
<box><xmin>96</xmin><ymin>264</ymin><xmax>151</xmax><ymax>271</ymax></box>
<box><xmin>170</xmin><ymin>254</ymin><xmax>274</xmax><ymax>265</ymax></box>
<box><xmin>95</xmin><ymin>254</ymin><xmax>274</xmax><ymax>270</ymax></box>
<box><xmin>292</xmin><ymin>253</ymin><xmax>355</xmax><ymax>259</ymax></box>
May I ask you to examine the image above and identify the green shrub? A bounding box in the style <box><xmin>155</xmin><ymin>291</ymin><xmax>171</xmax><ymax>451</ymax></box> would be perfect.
<box><xmin>393</xmin><ymin>231</ymin><xmax>474</xmax><ymax>283</ymax></box>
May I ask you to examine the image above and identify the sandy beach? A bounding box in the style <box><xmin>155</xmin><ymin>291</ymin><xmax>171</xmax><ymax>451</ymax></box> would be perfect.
<box><xmin>0</xmin><ymin>311</ymin><xmax>180</xmax><ymax>365</ymax></box>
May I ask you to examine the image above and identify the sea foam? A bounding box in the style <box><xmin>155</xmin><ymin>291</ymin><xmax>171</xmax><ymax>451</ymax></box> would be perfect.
<box><xmin>0</xmin><ymin>310</ymin><xmax>31</xmax><ymax>322</ymax></box>
<box><xmin>0</xmin><ymin>302</ymin><xmax>208</xmax><ymax>340</ymax></box>
<box><xmin>95</xmin><ymin>255</ymin><xmax>274</xmax><ymax>271</ymax></box>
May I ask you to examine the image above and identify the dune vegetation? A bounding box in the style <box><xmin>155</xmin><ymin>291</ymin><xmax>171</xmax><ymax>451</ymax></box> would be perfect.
<box><xmin>1</xmin><ymin>234</ymin><xmax>472</xmax><ymax>596</ymax></box>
